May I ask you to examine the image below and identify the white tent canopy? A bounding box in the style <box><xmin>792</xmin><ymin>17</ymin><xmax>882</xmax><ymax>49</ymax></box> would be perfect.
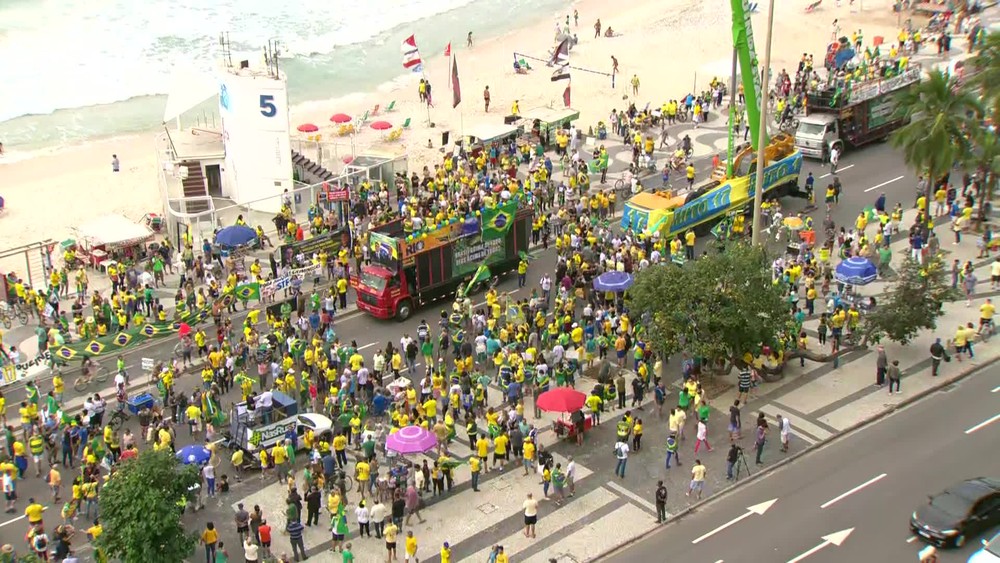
<box><xmin>76</xmin><ymin>214</ymin><xmax>153</xmax><ymax>249</ymax></box>
<box><xmin>465</xmin><ymin>123</ymin><xmax>522</xmax><ymax>144</ymax></box>
<box><xmin>162</xmin><ymin>70</ymin><xmax>218</xmax><ymax>123</ymax></box>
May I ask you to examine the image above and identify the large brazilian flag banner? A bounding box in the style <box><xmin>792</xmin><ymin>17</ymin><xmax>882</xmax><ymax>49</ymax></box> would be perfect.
<box><xmin>50</xmin><ymin>293</ymin><xmax>236</xmax><ymax>362</ymax></box>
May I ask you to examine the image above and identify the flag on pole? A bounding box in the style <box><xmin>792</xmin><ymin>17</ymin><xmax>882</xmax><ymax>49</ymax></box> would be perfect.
<box><xmin>444</xmin><ymin>42</ymin><xmax>451</xmax><ymax>57</ymax></box>
<box><xmin>451</xmin><ymin>54</ymin><xmax>462</xmax><ymax>108</ymax></box>
<box><xmin>234</xmin><ymin>282</ymin><xmax>261</xmax><ymax>302</ymax></box>
<box><xmin>563</xmin><ymin>83</ymin><xmax>571</xmax><ymax>107</ymax></box>
<box><xmin>464</xmin><ymin>263</ymin><xmax>492</xmax><ymax>296</ymax></box>
<box><xmin>548</xmin><ymin>38</ymin><xmax>570</xmax><ymax>67</ymax></box>
<box><xmin>401</xmin><ymin>35</ymin><xmax>422</xmax><ymax>72</ymax></box>
<box><xmin>551</xmin><ymin>65</ymin><xmax>570</xmax><ymax>82</ymax></box>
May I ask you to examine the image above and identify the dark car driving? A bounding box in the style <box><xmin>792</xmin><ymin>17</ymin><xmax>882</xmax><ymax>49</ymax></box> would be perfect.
<box><xmin>910</xmin><ymin>477</ymin><xmax>1000</xmax><ymax>548</ymax></box>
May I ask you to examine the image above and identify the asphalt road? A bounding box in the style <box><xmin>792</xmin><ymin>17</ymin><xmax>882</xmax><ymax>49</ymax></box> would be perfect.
<box><xmin>603</xmin><ymin>362</ymin><xmax>1000</xmax><ymax>563</ymax></box>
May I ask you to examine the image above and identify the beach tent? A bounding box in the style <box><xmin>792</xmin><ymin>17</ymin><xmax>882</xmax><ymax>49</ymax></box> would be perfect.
<box><xmin>162</xmin><ymin>70</ymin><xmax>218</xmax><ymax>123</ymax></box>
<box><xmin>464</xmin><ymin>123</ymin><xmax>522</xmax><ymax>146</ymax></box>
<box><xmin>76</xmin><ymin>214</ymin><xmax>154</xmax><ymax>249</ymax></box>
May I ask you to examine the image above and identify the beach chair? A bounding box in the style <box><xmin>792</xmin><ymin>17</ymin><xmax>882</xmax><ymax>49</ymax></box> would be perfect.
<box><xmin>388</xmin><ymin>128</ymin><xmax>403</xmax><ymax>142</ymax></box>
<box><xmin>385</xmin><ymin>100</ymin><xmax>396</xmax><ymax>112</ymax></box>
<box><xmin>372</xmin><ymin>104</ymin><xmax>381</xmax><ymax>116</ymax></box>
<box><xmin>358</xmin><ymin>110</ymin><xmax>370</xmax><ymax>124</ymax></box>
<box><xmin>402</xmin><ymin>117</ymin><xmax>412</xmax><ymax>129</ymax></box>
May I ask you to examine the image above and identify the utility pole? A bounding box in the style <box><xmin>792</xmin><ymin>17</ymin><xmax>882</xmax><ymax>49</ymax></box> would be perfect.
<box><xmin>751</xmin><ymin>0</ymin><xmax>776</xmax><ymax>246</ymax></box>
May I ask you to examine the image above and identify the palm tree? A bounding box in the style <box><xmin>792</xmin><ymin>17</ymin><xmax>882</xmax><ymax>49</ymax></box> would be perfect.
<box><xmin>967</xmin><ymin>127</ymin><xmax>1000</xmax><ymax>227</ymax></box>
<box><xmin>890</xmin><ymin>69</ymin><xmax>981</xmax><ymax>227</ymax></box>
<box><xmin>968</xmin><ymin>32</ymin><xmax>1000</xmax><ymax>122</ymax></box>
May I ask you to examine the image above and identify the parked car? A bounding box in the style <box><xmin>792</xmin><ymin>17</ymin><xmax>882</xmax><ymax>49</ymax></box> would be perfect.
<box><xmin>910</xmin><ymin>477</ymin><xmax>1000</xmax><ymax>548</ymax></box>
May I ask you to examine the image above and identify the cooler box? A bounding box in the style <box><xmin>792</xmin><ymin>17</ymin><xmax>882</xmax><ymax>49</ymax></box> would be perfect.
<box><xmin>128</xmin><ymin>392</ymin><xmax>155</xmax><ymax>414</ymax></box>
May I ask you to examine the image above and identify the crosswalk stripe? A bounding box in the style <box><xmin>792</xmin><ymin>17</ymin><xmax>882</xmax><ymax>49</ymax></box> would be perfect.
<box><xmin>605</xmin><ymin>480</ymin><xmax>661</xmax><ymax>515</ymax></box>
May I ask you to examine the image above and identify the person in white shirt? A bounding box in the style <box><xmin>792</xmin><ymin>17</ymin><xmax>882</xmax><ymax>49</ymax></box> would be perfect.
<box><xmin>355</xmin><ymin>500</ymin><xmax>371</xmax><ymax>537</ymax></box>
<box><xmin>565</xmin><ymin>456</ymin><xmax>577</xmax><ymax>496</ymax></box>
<box><xmin>243</xmin><ymin>537</ymin><xmax>260</xmax><ymax>562</ymax></box>
<box><xmin>613</xmin><ymin>440</ymin><xmax>630</xmax><ymax>478</ymax></box>
<box><xmin>369</xmin><ymin>500</ymin><xmax>388</xmax><ymax>538</ymax></box>
<box><xmin>777</xmin><ymin>414</ymin><xmax>792</xmax><ymax>452</ymax></box>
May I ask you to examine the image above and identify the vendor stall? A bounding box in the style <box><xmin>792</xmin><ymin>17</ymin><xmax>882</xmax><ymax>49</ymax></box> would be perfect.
<box><xmin>522</xmin><ymin>106</ymin><xmax>580</xmax><ymax>147</ymax></box>
<box><xmin>461</xmin><ymin>122</ymin><xmax>524</xmax><ymax>158</ymax></box>
<box><xmin>75</xmin><ymin>214</ymin><xmax>154</xmax><ymax>271</ymax></box>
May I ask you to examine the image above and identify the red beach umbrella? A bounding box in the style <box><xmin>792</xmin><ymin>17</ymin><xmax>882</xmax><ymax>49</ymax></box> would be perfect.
<box><xmin>297</xmin><ymin>123</ymin><xmax>319</xmax><ymax>133</ymax></box>
<box><xmin>330</xmin><ymin>113</ymin><xmax>352</xmax><ymax>124</ymax></box>
<box><xmin>535</xmin><ymin>387</ymin><xmax>587</xmax><ymax>413</ymax></box>
<box><xmin>342</xmin><ymin>155</ymin><xmax>355</xmax><ymax>165</ymax></box>
<box><xmin>370</xmin><ymin>120</ymin><xmax>393</xmax><ymax>131</ymax></box>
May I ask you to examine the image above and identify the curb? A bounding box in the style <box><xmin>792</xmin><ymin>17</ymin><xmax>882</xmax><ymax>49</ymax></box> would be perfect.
<box><xmin>588</xmin><ymin>355</ymin><xmax>999</xmax><ymax>562</ymax></box>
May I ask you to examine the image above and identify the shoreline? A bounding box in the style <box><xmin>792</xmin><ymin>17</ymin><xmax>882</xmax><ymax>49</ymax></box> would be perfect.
<box><xmin>0</xmin><ymin>0</ymin><xmax>911</xmax><ymax>260</ymax></box>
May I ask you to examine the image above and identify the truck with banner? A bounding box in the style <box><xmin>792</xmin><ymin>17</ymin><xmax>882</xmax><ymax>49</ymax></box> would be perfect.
<box><xmin>227</xmin><ymin>390</ymin><xmax>333</xmax><ymax>453</ymax></box>
<box><xmin>355</xmin><ymin>201</ymin><xmax>532</xmax><ymax>321</ymax></box>
<box><xmin>794</xmin><ymin>66</ymin><xmax>921</xmax><ymax>159</ymax></box>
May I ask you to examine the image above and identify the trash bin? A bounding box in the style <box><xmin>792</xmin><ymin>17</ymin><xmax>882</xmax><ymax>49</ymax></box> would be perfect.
<box><xmin>441</xmin><ymin>131</ymin><xmax>450</xmax><ymax>146</ymax></box>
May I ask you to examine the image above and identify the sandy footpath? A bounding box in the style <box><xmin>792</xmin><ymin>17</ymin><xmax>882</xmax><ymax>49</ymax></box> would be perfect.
<box><xmin>0</xmin><ymin>0</ymin><xmax>904</xmax><ymax>272</ymax></box>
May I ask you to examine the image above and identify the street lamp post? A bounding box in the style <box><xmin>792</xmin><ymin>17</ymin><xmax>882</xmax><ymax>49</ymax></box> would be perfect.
<box><xmin>751</xmin><ymin>0</ymin><xmax>776</xmax><ymax>246</ymax></box>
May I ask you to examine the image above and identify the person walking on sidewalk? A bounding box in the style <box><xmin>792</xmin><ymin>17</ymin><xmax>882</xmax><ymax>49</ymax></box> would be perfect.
<box><xmin>886</xmin><ymin>360</ymin><xmax>902</xmax><ymax>395</ymax></box>
<box><xmin>687</xmin><ymin>460</ymin><xmax>707</xmax><ymax>500</ymax></box>
<box><xmin>613</xmin><ymin>438</ymin><xmax>629</xmax><ymax>478</ymax></box>
<box><xmin>694</xmin><ymin>420</ymin><xmax>712</xmax><ymax>453</ymax></box>
<box><xmin>665</xmin><ymin>434</ymin><xmax>681</xmax><ymax>469</ymax></box>
<box><xmin>776</xmin><ymin>414</ymin><xmax>791</xmax><ymax>452</ymax></box>
<box><xmin>875</xmin><ymin>344</ymin><xmax>887</xmax><ymax>387</ymax></box>
<box><xmin>654</xmin><ymin>481</ymin><xmax>668</xmax><ymax>523</ymax></box>
<box><xmin>754</xmin><ymin>413</ymin><xmax>768</xmax><ymax>466</ymax></box>
<box><xmin>728</xmin><ymin>400</ymin><xmax>742</xmax><ymax>441</ymax></box>
<box><xmin>929</xmin><ymin>338</ymin><xmax>949</xmax><ymax>376</ymax></box>
<box><xmin>522</xmin><ymin>493</ymin><xmax>539</xmax><ymax>538</ymax></box>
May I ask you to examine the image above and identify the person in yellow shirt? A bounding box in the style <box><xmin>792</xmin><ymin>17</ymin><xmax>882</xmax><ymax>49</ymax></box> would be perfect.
<box><xmin>492</xmin><ymin>432</ymin><xmax>509</xmax><ymax>470</ymax></box>
<box><xmin>355</xmin><ymin>459</ymin><xmax>371</xmax><ymax>499</ymax></box>
<box><xmin>24</xmin><ymin>498</ymin><xmax>44</xmax><ymax>525</ymax></box>
<box><xmin>405</xmin><ymin>530</ymin><xmax>419</xmax><ymax>561</ymax></box>
<box><xmin>979</xmin><ymin>298</ymin><xmax>996</xmax><ymax>336</ymax></box>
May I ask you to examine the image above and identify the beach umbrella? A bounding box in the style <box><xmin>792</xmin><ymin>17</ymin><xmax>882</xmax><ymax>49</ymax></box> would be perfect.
<box><xmin>592</xmin><ymin>271</ymin><xmax>634</xmax><ymax>292</ymax></box>
<box><xmin>176</xmin><ymin>445</ymin><xmax>211</xmax><ymax>466</ymax></box>
<box><xmin>370</xmin><ymin>120</ymin><xmax>392</xmax><ymax>131</ymax></box>
<box><xmin>835</xmin><ymin>256</ymin><xmax>878</xmax><ymax>285</ymax></box>
<box><xmin>214</xmin><ymin>225</ymin><xmax>258</xmax><ymax>248</ymax></box>
<box><xmin>342</xmin><ymin>155</ymin><xmax>355</xmax><ymax>165</ymax></box>
<box><xmin>535</xmin><ymin>387</ymin><xmax>587</xmax><ymax>413</ymax></box>
<box><xmin>385</xmin><ymin>425</ymin><xmax>438</xmax><ymax>455</ymax></box>
<box><xmin>330</xmin><ymin>113</ymin><xmax>352</xmax><ymax>124</ymax></box>
<box><xmin>297</xmin><ymin>123</ymin><xmax>319</xmax><ymax>133</ymax></box>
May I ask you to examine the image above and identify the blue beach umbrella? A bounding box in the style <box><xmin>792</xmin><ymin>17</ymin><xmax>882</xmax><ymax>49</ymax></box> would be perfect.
<box><xmin>176</xmin><ymin>444</ymin><xmax>211</xmax><ymax>466</ymax></box>
<box><xmin>593</xmin><ymin>271</ymin><xmax>634</xmax><ymax>292</ymax></box>
<box><xmin>834</xmin><ymin>256</ymin><xmax>877</xmax><ymax>285</ymax></box>
<box><xmin>214</xmin><ymin>225</ymin><xmax>258</xmax><ymax>248</ymax></box>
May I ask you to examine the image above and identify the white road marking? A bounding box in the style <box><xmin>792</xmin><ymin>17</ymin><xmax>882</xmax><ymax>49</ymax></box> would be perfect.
<box><xmin>864</xmin><ymin>175</ymin><xmax>905</xmax><ymax>193</ymax></box>
<box><xmin>819</xmin><ymin>164</ymin><xmax>855</xmax><ymax>178</ymax></box>
<box><xmin>991</xmin><ymin>385</ymin><xmax>999</xmax><ymax>393</ymax></box>
<box><xmin>605</xmin><ymin>480</ymin><xmax>662</xmax><ymax>515</ymax></box>
<box><xmin>787</xmin><ymin>528</ymin><xmax>854</xmax><ymax>563</ymax></box>
<box><xmin>691</xmin><ymin>499</ymin><xmax>778</xmax><ymax>544</ymax></box>
<box><xmin>820</xmin><ymin>473</ymin><xmax>887</xmax><ymax>508</ymax></box>
<box><xmin>357</xmin><ymin>343</ymin><xmax>378</xmax><ymax>351</ymax></box>
<box><xmin>906</xmin><ymin>536</ymin><xmax>918</xmax><ymax>543</ymax></box>
<box><xmin>965</xmin><ymin>413</ymin><xmax>1000</xmax><ymax>435</ymax></box>
<box><xmin>0</xmin><ymin>506</ymin><xmax>47</xmax><ymax>528</ymax></box>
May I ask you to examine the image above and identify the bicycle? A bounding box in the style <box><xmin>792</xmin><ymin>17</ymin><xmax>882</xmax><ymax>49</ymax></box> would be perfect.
<box><xmin>108</xmin><ymin>408</ymin><xmax>130</xmax><ymax>431</ymax></box>
<box><xmin>11</xmin><ymin>302</ymin><xmax>30</xmax><ymax>326</ymax></box>
<box><xmin>0</xmin><ymin>302</ymin><xmax>27</xmax><ymax>328</ymax></box>
<box><xmin>74</xmin><ymin>364</ymin><xmax>110</xmax><ymax>392</ymax></box>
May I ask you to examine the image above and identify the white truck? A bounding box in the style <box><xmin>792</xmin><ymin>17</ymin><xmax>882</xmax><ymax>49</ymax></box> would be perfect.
<box><xmin>795</xmin><ymin>67</ymin><xmax>921</xmax><ymax>160</ymax></box>
<box><xmin>226</xmin><ymin>390</ymin><xmax>333</xmax><ymax>453</ymax></box>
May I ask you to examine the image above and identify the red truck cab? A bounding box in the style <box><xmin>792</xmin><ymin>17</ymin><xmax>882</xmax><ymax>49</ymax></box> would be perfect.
<box><xmin>356</xmin><ymin>264</ymin><xmax>412</xmax><ymax>320</ymax></box>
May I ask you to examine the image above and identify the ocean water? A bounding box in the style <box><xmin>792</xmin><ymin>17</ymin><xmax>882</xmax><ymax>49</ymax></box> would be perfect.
<box><xmin>0</xmin><ymin>0</ymin><xmax>566</xmax><ymax>154</ymax></box>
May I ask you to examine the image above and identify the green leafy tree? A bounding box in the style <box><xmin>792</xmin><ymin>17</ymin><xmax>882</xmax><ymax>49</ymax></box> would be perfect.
<box><xmin>863</xmin><ymin>253</ymin><xmax>959</xmax><ymax>345</ymax></box>
<box><xmin>627</xmin><ymin>243</ymin><xmax>789</xmax><ymax>369</ymax></box>
<box><xmin>96</xmin><ymin>449</ymin><xmax>199</xmax><ymax>563</ymax></box>
<box><xmin>890</xmin><ymin>69</ymin><xmax>981</xmax><ymax>225</ymax></box>
<box><xmin>968</xmin><ymin>32</ymin><xmax>1000</xmax><ymax>120</ymax></box>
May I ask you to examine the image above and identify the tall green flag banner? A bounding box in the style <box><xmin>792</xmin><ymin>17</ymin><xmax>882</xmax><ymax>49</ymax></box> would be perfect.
<box><xmin>481</xmin><ymin>200</ymin><xmax>518</xmax><ymax>241</ymax></box>
<box><xmin>234</xmin><ymin>282</ymin><xmax>261</xmax><ymax>302</ymax></box>
<box><xmin>464</xmin><ymin>263</ymin><xmax>492</xmax><ymax>296</ymax></box>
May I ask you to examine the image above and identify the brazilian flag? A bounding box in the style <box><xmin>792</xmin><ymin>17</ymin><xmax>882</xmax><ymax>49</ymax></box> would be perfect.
<box><xmin>481</xmin><ymin>200</ymin><xmax>517</xmax><ymax>241</ymax></box>
<box><xmin>464</xmin><ymin>264</ymin><xmax>492</xmax><ymax>296</ymax></box>
<box><xmin>234</xmin><ymin>282</ymin><xmax>261</xmax><ymax>302</ymax></box>
<box><xmin>112</xmin><ymin>332</ymin><xmax>134</xmax><ymax>348</ymax></box>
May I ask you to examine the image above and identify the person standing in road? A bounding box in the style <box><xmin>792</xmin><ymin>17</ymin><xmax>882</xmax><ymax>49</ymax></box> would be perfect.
<box><xmin>613</xmin><ymin>438</ymin><xmax>629</xmax><ymax>478</ymax></box>
<box><xmin>886</xmin><ymin>359</ymin><xmax>902</xmax><ymax>395</ymax></box>
<box><xmin>754</xmin><ymin>413</ymin><xmax>768</xmax><ymax>466</ymax></box>
<box><xmin>522</xmin><ymin>493</ymin><xmax>539</xmax><ymax>538</ymax></box>
<box><xmin>654</xmin><ymin>480</ymin><xmax>668</xmax><ymax>523</ymax></box>
<box><xmin>687</xmin><ymin>459</ymin><xmax>707</xmax><ymax>499</ymax></box>
<box><xmin>929</xmin><ymin>338</ymin><xmax>949</xmax><ymax>376</ymax></box>
<box><xmin>829</xmin><ymin>145</ymin><xmax>840</xmax><ymax>175</ymax></box>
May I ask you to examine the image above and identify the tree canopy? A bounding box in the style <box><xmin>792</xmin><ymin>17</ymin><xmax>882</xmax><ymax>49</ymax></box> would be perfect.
<box><xmin>863</xmin><ymin>252</ymin><xmax>959</xmax><ymax>345</ymax></box>
<box><xmin>96</xmin><ymin>449</ymin><xmax>199</xmax><ymax>563</ymax></box>
<box><xmin>627</xmin><ymin>243</ymin><xmax>789</xmax><ymax>364</ymax></box>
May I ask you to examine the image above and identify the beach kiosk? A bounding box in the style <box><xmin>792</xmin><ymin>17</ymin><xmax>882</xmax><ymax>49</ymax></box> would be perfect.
<box><xmin>460</xmin><ymin>122</ymin><xmax>524</xmax><ymax>158</ymax></box>
<box><xmin>522</xmin><ymin>106</ymin><xmax>580</xmax><ymax>148</ymax></box>
<box><xmin>75</xmin><ymin>214</ymin><xmax>155</xmax><ymax>271</ymax></box>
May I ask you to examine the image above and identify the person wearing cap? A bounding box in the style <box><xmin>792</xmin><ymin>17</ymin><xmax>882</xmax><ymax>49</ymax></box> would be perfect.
<box><xmin>441</xmin><ymin>541</ymin><xmax>452</xmax><ymax>563</ymax></box>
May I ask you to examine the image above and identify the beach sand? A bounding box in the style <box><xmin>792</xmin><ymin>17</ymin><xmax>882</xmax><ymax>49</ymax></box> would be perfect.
<box><xmin>0</xmin><ymin>0</ymin><xmax>906</xmax><ymax>272</ymax></box>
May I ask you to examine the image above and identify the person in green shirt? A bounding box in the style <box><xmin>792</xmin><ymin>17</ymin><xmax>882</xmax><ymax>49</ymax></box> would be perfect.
<box><xmin>697</xmin><ymin>401</ymin><xmax>710</xmax><ymax>423</ymax></box>
<box><xmin>341</xmin><ymin>542</ymin><xmax>355</xmax><ymax>563</ymax></box>
<box><xmin>678</xmin><ymin>389</ymin><xmax>691</xmax><ymax>411</ymax></box>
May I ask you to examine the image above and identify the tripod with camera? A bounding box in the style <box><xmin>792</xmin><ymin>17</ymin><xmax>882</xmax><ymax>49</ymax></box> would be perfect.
<box><xmin>727</xmin><ymin>444</ymin><xmax>751</xmax><ymax>482</ymax></box>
